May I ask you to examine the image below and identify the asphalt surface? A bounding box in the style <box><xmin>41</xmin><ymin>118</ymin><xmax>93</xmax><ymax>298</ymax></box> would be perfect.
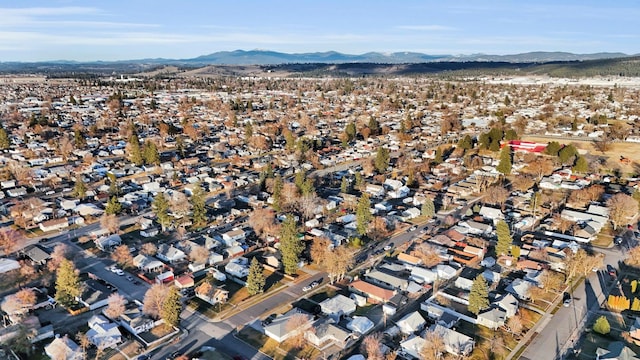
<box><xmin>521</xmin><ymin>245</ymin><xmax>626</xmax><ymax>360</ymax></box>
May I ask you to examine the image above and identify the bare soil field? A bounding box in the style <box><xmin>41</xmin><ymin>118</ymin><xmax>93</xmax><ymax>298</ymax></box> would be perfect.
<box><xmin>522</xmin><ymin>136</ymin><xmax>640</xmax><ymax>176</ymax></box>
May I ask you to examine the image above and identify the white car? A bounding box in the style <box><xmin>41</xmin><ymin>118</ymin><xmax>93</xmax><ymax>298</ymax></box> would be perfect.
<box><xmin>115</xmin><ymin>269</ymin><xmax>124</xmax><ymax>276</ymax></box>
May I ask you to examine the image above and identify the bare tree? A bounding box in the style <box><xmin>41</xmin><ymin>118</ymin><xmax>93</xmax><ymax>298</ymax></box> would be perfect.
<box><xmin>368</xmin><ymin>216</ymin><xmax>389</xmax><ymax>242</ymax></box>
<box><xmin>285</xmin><ymin>313</ymin><xmax>310</xmax><ymax>349</ymax></box>
<box><xmin>420</xmin><ymin>329</ymin><xmax>446</xmax><ymax>360</ymax></box>
<box><xmin>76</xmin><ymin>332</ymin><xmax>91</xmax><ymax>357</ymax></box>
<box><xmin>48</xmin><ymin>243</ymin><xmax>70</xmax><ymax>272</ymax></box>
<box><xmin>310</xmin><ymin>236</ymin><xmax>331</xmax><ymax>265</ymax></box>
<box><xmin>526</xmin><ymin>157</ymin><xmax>554</xmax><ymax>180</ymax></box>
<box><xmin>486</xmin><ymin>185</ymin><xmax>510</xmax><ymax>210</ymax></box>
<box><xmin>141</xmin><ymin>242</ymin><xmax>157</xmax><ymax>256</ymax></box>
<box><xmin>506</xmin><ymin>314</ymin><xmax>524</xmax><ymax>336</ymax></box>
<box><xmin>111</xmin><ymin>245</ymin><xmax>134</xmax><ymax>268</ymax></box>
<box><xmin>607</xmin><ymin>193</ymin><xmax>638</xmax><ymax>230</ymax></box>
<box><xmin>248</xmin><ymin>207</ymin><xmax>276</xmax><ymax>238</ymax></box>
<box><xmin>104</xmin><ymin>293</ymin><xmax>126</xmax><ymax>319</ymax></box>
<box><xmin>143</xmin><ymin>284</ymin><xmax>168</xmax><ymax>318</ymax></box>
<box><xmin>189</xmin><ymin>245</ymin><xmax>209</xmax><ymax>264</ymax></box>
<box><xmin>412</xmin><ymin>243</ymin><xmax>442</xmax><ymax>268</ymax></box>
<box><xmin>361</xmin><ymin>332</ymin><xmax>384</xmax><ymax>360</ymax></box>
<box><xmin>625</xmin><ymin>246</ymin><xmax>640</xmax><ymax>268</ymax></box>
<box><xmin>0</xmin><ymin>228</ymin><xmax>20</xmax><ymax>255</ymax></box>
<box><xmin>100</xmin><ymin>213</ymin><xmax>119</xmax><ymax>234</ymax></box>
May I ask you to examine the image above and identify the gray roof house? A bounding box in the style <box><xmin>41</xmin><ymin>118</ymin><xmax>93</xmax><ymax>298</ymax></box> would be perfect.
<box><xmin>477</xmin><ymin>307</ymin><xmax>507</xmax><ymax>330</ymax></box>
<box><xmin>263</xmin><ymin>309</ymin><xmax>313</xmax><ymax>343</ymax></box>
<box><xmin>431</xmin><ymin>324</ymin><xmax>475</xmax><ymax>356</ymax></box>
<box><xmin>396</xmin><ymin>311</ymin><xmax>426</xmax><ymax>335</ymax></box>
<box><xmin>319</xmin><ymin>294</ymin><xmax>357</xmax><ymax>321</ymax></box>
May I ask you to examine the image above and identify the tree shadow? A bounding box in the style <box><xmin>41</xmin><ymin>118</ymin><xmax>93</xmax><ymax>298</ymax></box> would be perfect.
<box><xmin>584</xmin><ymin>278</ymin><xmax>598</xmax><ymax>311</ymax></box>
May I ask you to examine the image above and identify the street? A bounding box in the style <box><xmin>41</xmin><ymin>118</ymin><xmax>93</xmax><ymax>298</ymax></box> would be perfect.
<box><xmin>520</xmin><ymin>245</ymin><xmax>626</xmax><ymax>360</ymax></box>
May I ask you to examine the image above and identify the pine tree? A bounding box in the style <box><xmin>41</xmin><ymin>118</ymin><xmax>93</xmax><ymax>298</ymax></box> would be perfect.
<box><xmin>55</xmin><ymin>259</ymin><xmax>81</xmax><ymax>306</ymax></box>
<box><xmin>421</xmin><ymin>197</ymin><xmax>435</xmax><ymax>218</ymax></box>
<box><xmin>496</xmin><ymin>145</ymin><xmax>512</xmax><ymax>175</ymax></box>
<box><xmin>368</xmin><ymin>116</ymin><xmax>380</xmax><ymax>136</ymax></box>
<box><xmin>246</xmin><ymin>258</ymin><xmax>266</xmax><ymax>296</ymax></box>
<box><xmin>142</xmin><ymin>140</ymin><xmax>160</xmax><ymax>165</ymax></box>
<box><xmin>152</xmin><ymin>193</ymin><xmax>171</xmax><ymax>232</ymax></box>
<box><xmin>340</xmin><ymin>177</ymin><xmax>349</xmax><ymax>194</ymax></box>
<box><xmin>128</xmin><ymin>134</ymin><xmax>143</xmax><ymax>166</ymax></box>
<box><xmin>190</xmin><ymin>183</ymin><xmax>207</xmax><ymax>228</ymax></box>
<box><xmin>573</xmin><ymin>156</ymin><xmax>588</xmax><ymax>173</ymax></box>
<box><xmin>160</xmin><ymin>287</ymin><xmax>182</xmax><ymax>327</ymax></box>
<box><xmin>374</xmin><ymin>147</ymin><xmax>390</xmax><ymax>173</ymax></box>
<box><xmin>72</xmin><ymin>180</ymin><xmax>88</xmax><ymax>199</ymax></box>
<box><xmin>356</xmin><ymin>193</ymin><xmax>373</xmax><ymax>236</ymax></box>
<box><xmin>0</xmin><ymin>127</ymin><xmax>10</xmax><ymax>150</ymax></box>
<box><xmin>74</xmin><ymin>129</ymin><xmax>85</xmax><ymax>148</ymax></box>
<box><xmin>272</xmin><ymin>175</ymin><xmax>283</xmax><ymax>212</ymax></box>
<box><xmin>593</xmin><ymin>316</ymin><xmax>610</xmax><ymax>335</ymax></box>
<box><xmin>279</xmin><ymin>216</ymin><xmax>303</xmax><ymax>275</ymax></box>
<box><xmin>105</xmin><ymin>196</ymin><xmax>122</xmax><ymax>215</ymax></box>
<box><xmin>495</xmin><ymin>220</ymin><xmax>512</xmax><ymax>256</ymax></box>
<box><xmin>434</xmin><ymin>148</ymin><xmax>443</xmax><ymax>164</ymax></box>
<box><xmin>345</xmin><ymin>122</ymin><xmax>357</xmax><ymax>143</ymax></box>
<box><xmin>468</xmin><ymin>275</ymin><xmax>490</xmax><ymax>315</ymax></box>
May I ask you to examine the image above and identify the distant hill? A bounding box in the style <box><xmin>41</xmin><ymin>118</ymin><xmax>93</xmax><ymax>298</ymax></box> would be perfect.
<box><xmin>1</xmin><ymin>50</ymin><xmax>639</xmax><ymax>77</ymax></box>
<box><xmin>179</xmin><ymin>50</ymin><xmax>630</xmax><ymax>65</ymax></box>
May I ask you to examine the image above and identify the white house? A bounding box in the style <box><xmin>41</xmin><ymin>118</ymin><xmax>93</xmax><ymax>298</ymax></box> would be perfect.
<box><xmin>45</xmin><ymin>336</ymin><xmax>83</xmax><ymax>360</ymax></box>
<box><xmin>225</xmin><ymin>259</ymin><xmax>249</xmax><ymax>278</ymax></box>
<box><xmin>320</xmin><ymin>295</ymin><xmax>357</xmax><ymax>320</ymax></box>
<box><xmin>156</xmin><ymin>245</ymin><xmax>186</xmax><ymax>263</ymax></box>
<box><xmin>396</xmin><ymin>311</ymin><xmax>426</xmax><ymax>335</ymax></box>
<box><xmin>221</xmin><ymin>229</ymin><xmax>245</xmax><ymax>246</ymax></box>
<box><xmin>264</xmin><ymin>309</ymin><xmax>313</xmax><ymax>343</ymax></box>
<box><xmin>87</xmin><ymin>315</ymin><xmax>122</xmax><ymax>349</ymax></box>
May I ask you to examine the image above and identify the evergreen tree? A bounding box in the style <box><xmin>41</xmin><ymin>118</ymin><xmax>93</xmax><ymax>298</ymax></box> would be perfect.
<box><xmin>152</xmin><ymin>193</ymin><xmax>171</xmax><ymax>232</ymax></box>
<box><xmin>468</xmin><ymin>275</ymin><xmax>490</xmax><ymax>315</ymax></box>
<box><xmin>495</xmin><ymin>220</ymin><xmax>513</xmax><ymax>256</ymax></box>
<box><xmin>294</xmin><ymin>170</ymin><xmax>314</xmax><ymax>196</ymax></box>
<box><xmin>128</xmin><ymin>134</ymin><xmax>143</xmax><ymax>166</ymax></box>
<box><xmin>505</xmin><ymin>129</ymin><xmax>518</xmax><ymax>140</ymax></box>
<box><xmin>74</xmin><ymin>129</ymin><xmax>85</xmax><ymax>148</ymax></box>
<box><xmin>496</xmin><ymin>145</ymin><xmax>512</xmax><ymax>175</ymax></box>
<box><xmin>279</xmin><ymin>216</ymin><xmax>303</xmax><ymax>275</ymax></box>
<box><xmin>246</xmin><ymin>258</ymin><xmax>266</xmax><ymax>296</ymax></box>
<box><xmin>573</xmin><ymin>156</ymin><xmax>588</xmax><ymax>173</ymax></box>
<box><xmin>142</xmin><ymin>140</ymin><xmax>160</xmax><ymax>165</ymax></box>
<box><xmin>421</xmin><ymin>197</ymin><xmax>435</xmax><ymax>218</ymax></box>
<box><xmin>545</xmin><ymin>141</ymin><xmax>562</xmax><ymax>156</ymax></box>
<box><xmin>374</xmin><ymin>147</ymin><xmax>390</xmax><ymax>173</ymax></box>
<box><xmin>593</xmin><ymin>316</ymin><xmax>610</xmax><ymax>335</ymax></box>
<box><xmin>368</xmin><ymin>116</ymin><xmax>380</xmax><ymax>136</ymax></box>
<box><xmin>190</xmin><ymin>183</ymin><xmax>207</xmax><ymax>228</ymax></box>
<box><xmin>72</xmin><ymin>180</ymin><xmax>87</xmax><ymax>199</ymax></box>
<box><xmin>434</xmin><ymin>148</ymin><xmax>443</xmax><ymax>164</ymax></box>
<box><xmin>354</xmin><ymin>172</ymin><xmax>363</xmax><ymax>189</ymax></box>
<box><xmin>457</xmin><ymin>135</ymin><xmax>473</xmax><ymax>151</ymax></box>
<box><xmin>356</xmin><ymin>193</ymin><xmax>373</xmax><ymax>236</ymax></box>
<box><xmin>55</xmin><ymin>259</ymin><xmax>81</xmax><ymax>306</ymax></box>
<box><xmin>0</xmin><ymin>127</ymin><xmax>10</xmax><ymax>150</ymax></box>
<box><xmin>558</xmin><ymin>144</ymin><xmax>578</xmax><ymax>164</ymax></box>
<box><xmin>105</xmin><ymin>196</ymin><xmax>122</xmax><ymax>215</ymax></box>
<box><xmin>272</xmin><ymin>175</ymin><xmax>283</xmax><ymax>212</ymax></box>
<box><xmin>160</xmin><ymin>287</ymin><xmax>182</xmax><ymax>327</ymax></box>
<box><xmin>340</xmin><ymin>176</ymin><xmax>349</xmax><ymax>194</ymax></box>
<box><xmin>345</xmin><ymin>122</ymin><xmax>357</xmax><ymax>143</ymax></box>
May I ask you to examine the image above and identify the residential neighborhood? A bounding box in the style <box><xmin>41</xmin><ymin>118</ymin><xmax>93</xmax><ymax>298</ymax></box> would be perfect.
<box><xmin>0</xmin><ymin>71</ymin><xmax>639</xmax><ymax>360</ymax></box>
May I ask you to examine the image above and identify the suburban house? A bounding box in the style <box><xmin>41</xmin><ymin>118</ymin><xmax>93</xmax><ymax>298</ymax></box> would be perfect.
<box><xmin>319</xmin><ymin>294</ymin><xmax>357</xmax><ymax>321</ymax></box>
<box><xmin>21</xmin><ymin>245</ymin><xmax>51</xmax><ymax>266</ymax></box>
<box><xmin>595</xmin><ymin>341</ymin><xmax>640</xmax><ymax>360</ymax></box>
<box><xmin>225</xmin><ymin>258</ymin><xmax>249</xmax><ymax>278</ymax></box>
<box><xmin>39</xmin><ymin>218</ymin><xmax>69</xmax><ymax>233</ymax></box>
<box><xmin>476</xmin><ymin>307</ymin><xmax>507</xmax><ymax>329</ymax></box>
<box><xmin>195</xmin><ymin>283</ymin><xmax>229</xmax><ymax>305</ymax></box>
<box><xmin>156</xmin><ymin>244</ymin><xmax>186</xmax><ymax>263</ymax></box>
<box><xmin>86</xmin><ymin>315</ymin><xmax>122</xmax><ymax>349</ymax></box>
<box><xmin>396</xmin><ymin>311</ymin><xmax>427</xmax><ymax>335</ymax></box>
<box><xmin>118</xmin><ymin>306</ymin><xmax>155</xmax><ymax>335</ymax></box>
<box><xmin>221</xmin><ymin>229</ymin><xmax>245</xmax><ymax>246</ymax></box>
<box><xmin>399</xmin><ymin>335</ymin><xmax>426</xmax><ymax>359</ymax></box>
<box><xmin>44</xmin><ymin>336</ymin><xmax>83</xmax><ymax>360</ymax></box>
<box><xmin>305</xmin><ymin>318</ymin><xmax>353</xmax><ymax>350</ymax></box>
<box><xmin>77</xmin><ymin>279</ymin><xmax>113</xmax><ymax>310</ymax></box>
<box><xmin>349</xmin><ymin>280</ymin><xmax>396</xmax><ymax>303</ymax></box>
<box><xmin>263</xmin><ymin>309</ymin><xmax>313</xmax><ymax>343</ymax></box>
<box><xmin>431</xmin><ymin>324</ymin><xmax>475</xmax><ymax>356</ymax></box>
<box><xmin>346</xmin><ymin>316</ymin><xmax>375</xmax><ymax>335</ymax></box>
<box><xmin>364</xmin><ymin>269</ymin><xmax>409</xmax><ymax>291</ymax></box>
<box><xmin>133</xmin><ymin>254</ymin><xmax>164</xmax><ymax>273</ymax></box>
<box><xmin>95</xmin><ymin>234</ymin><xmax>122</xmax><ymax>251</ymax></box>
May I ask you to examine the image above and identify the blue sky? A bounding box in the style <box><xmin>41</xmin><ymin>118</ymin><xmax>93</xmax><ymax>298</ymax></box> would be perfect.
<box><xmin>1</xmin><ymin>0</ymin><xmax>639</xmax><ymax>61</ymax></box>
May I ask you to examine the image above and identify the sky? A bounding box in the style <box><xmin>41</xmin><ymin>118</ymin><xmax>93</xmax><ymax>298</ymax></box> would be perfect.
<box><xmin>1</xmin><ymin>0</ymin><xmax>639</xmax><ymax>61</ymax></box>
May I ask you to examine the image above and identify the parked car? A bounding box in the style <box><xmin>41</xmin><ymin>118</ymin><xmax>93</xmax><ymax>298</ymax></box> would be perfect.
<box><xmin>303</xmin><ymin>280</ymin><xmax>320</xmax><ymax>292</ymax></box>
<box><xmin>384</xmin><ymin>243</ymin><xmax>394</xmax><ymax>251</ymax></box>
<box><xmin>607</xmin><ymin>265</ymin><xmax>617</xmax><ymax>278</ymax></box>
<box><xmin>563</xmin><ymin>292</ymin><xmax>572</xmax><ymax>307</ymax></box>
<box><xmin>126</xmin><ymin>275</ymin><xmax>134</xmax><ymax>281</ymax></box>
<box><xmin>408</xmin><ymin>226</ymin><xmax>417</xmax><ymax>232</ymax></box>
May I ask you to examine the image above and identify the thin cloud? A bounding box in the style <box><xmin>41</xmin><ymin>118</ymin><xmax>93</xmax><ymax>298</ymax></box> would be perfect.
<box><xmin>397</xmin><ymin>25</ymin><xmax>456</xmax><ymax>31</ymax></box>
<box><xmin>0</xmin><ymin>6</ymin><xmax>100</xmax><ymax>17</ymax></box>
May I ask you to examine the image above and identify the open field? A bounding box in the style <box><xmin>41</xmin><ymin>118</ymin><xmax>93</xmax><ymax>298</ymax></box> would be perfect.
<box><xmin>522</xmin><ymin>136</ymin><xmax>640</xmax><ymax>175</ymax></box>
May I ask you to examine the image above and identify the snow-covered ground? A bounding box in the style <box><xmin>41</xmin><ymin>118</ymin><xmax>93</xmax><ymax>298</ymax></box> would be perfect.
<box><xmin>482</xmin><ymin>75</ymin><xmax>640</xmax><ymax>88</ymax></box>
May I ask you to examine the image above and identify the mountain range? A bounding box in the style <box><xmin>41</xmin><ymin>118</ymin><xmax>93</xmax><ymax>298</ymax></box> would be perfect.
<box><xmin>1</xmin><ymin>50</ymin><xmax>633</xmax><ymax>66</ymax></box>
<box><xmin>174</xmin><ymin>50</ymin><xmax>632</xmax><ymax>65</ymax></box>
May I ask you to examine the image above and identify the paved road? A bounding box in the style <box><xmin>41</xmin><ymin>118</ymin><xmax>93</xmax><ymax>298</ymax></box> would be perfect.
<box><xmin>520</xmin><ymin>245</ymin><xmax>626</xmax><ymax>360</ymax></box>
